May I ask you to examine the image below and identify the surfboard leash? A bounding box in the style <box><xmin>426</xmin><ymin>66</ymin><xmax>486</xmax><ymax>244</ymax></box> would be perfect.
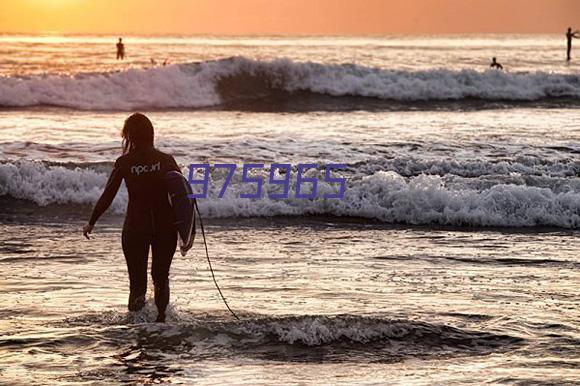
<box><xmin>193</xmin><ymin>199</ymin><xmax>240</xmax><ymax>321</ymax></box>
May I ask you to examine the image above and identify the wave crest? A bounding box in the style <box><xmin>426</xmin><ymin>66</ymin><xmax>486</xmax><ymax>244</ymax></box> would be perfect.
<box><xmin>2</xmin><ymin>160</ymin><xmax>580</xmax><ymax>228</ymax></box>
<box><xmin>63</xmin><ymin>311</ymin><xmax>523</xmax><ymax>356</ymax></box>
<box><xmin>1</xmin><ymin>57</ymin><xmax>579</xmax><ymax>110</ymax></box>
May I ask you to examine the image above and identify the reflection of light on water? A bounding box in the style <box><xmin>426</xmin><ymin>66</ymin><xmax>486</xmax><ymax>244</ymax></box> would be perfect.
<box><xmin>0</xmin><ymin>219</ymin><xmax>577</xmax><ymax>384</ymax></box>
<box><xmin>0</xmin><ymin>34</ymin><xmax>575</xmax><ymax>77</ymax></box>
<box><xmin>0</xmin><ymin>33</ymin><xmax>577</xmax><ymax>384</ymax></box>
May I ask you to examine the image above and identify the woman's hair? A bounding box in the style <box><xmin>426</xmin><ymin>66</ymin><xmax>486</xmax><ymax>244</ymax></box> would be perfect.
<box><xmin>122</xmin><ymin>113</ymin><xmax>154</xmax><ymax>154</ymax></box>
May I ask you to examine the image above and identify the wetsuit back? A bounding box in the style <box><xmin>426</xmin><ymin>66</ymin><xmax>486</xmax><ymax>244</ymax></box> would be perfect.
<box><xmin>89</xmin><ymin>147</ymin><xmax>180</xmax><ymax>230</ymax></box>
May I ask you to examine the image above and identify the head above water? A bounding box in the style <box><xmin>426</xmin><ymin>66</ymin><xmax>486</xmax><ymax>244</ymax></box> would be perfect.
<box><xmin>122</xmin><ymin>113</ymin><xmax>154</xmax><ymax>154</ymax></box>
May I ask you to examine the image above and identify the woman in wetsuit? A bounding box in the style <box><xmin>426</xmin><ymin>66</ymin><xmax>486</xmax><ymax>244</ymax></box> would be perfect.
<box><xmin>83</xmin><ymin>113</ymin><xmax>180</xmax><ymax>322</ymax></box>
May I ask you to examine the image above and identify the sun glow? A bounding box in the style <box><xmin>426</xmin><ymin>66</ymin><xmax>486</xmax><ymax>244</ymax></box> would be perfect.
<box><xmin>0</xmin><ymin>0</ymin><xmax>578</xmax><ymax>35</ymax></box>
<box><xmin>31</xmin><ymin>0</ymin><xmax>75</xmax><ymax>9</ymax></box>
<box><xmin>42</xmin><ymin>0</ymin><xmax>73</xmax><ymax>4</ymax></box>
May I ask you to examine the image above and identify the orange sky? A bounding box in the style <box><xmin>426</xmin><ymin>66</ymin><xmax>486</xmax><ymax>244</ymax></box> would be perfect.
<box><xmin>0</xmin><ymin>0</ymin><xmax>578</xmax><ymax>35</ymax></box>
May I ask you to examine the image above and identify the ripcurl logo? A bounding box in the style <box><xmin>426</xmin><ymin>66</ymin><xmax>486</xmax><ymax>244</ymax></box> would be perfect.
<box><xmin>131</xmin><ymin>162</ymin><xmax>161</xmax><ymax>176</ymax></box>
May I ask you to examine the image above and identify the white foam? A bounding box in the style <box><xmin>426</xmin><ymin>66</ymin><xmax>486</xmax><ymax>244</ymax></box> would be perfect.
<box><xmin>0</xmin><ymin>57</ymin><xmax>579</xmax><ymax>109</ymax></box>
<box><xmin>0</xmin><ymin>65</ymin><xmax>220</xmax><ymax>110</ymax></box>
<box><xmin>2</xmin><ymin>161</ymin><xmax>580</xmax><ymax>228</ymax></box>
<box><xmin>357</xmin><ymin>155</ymin><xmax>580</xmax><ymax>179</ymax></box>
<box><xmin>253</xmin><ymin>316</ymin><xmax>412</xmax><ymax>345</ymax></box>
<box><xmin>0</xmin><ymin>161</ymin><xmax>127</xmax><ymax>212</ymax></box>
<box><xmin>201</xmin><ymin>171</ymin><xmax>580</xmax><ymax>228</ymax></box>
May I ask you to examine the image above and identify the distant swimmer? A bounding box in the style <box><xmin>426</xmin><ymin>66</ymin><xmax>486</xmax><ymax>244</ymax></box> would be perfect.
<box><xmin>490</xmin><ymin>57</ymin><xmax>503</xmax><ymax>70</ymax></box>
<box><xmin>116</xmin><ymin>37</ymin><xmax>125</xmax><ymax>60</ymax></box>
<box><xmin>566</xmin><ymin>27</ymin><xmax>580</xmax><ymax>61</ymax></box>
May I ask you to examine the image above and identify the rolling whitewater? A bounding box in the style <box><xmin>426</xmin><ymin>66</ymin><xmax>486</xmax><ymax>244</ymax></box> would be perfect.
<box><xmin>0</xmin><ymin>34</ymin><xmax>579</xmax><ymax>385</ymax></box>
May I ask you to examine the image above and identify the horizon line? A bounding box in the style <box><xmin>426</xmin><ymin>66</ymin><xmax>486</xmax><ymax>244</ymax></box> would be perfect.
<box><xmin>0</xmin><ymin>31</ymin><xmax>570</xmax><ymax>38</ymax></box>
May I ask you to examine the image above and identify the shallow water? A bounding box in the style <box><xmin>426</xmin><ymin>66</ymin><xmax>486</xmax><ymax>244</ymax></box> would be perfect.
<box><xmin>1</xmin><ymin>216</ymin><xmax>578</xmax><ymax>385</ymax></box>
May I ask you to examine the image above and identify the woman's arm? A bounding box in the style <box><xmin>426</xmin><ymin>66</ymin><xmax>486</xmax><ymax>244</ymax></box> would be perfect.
<box><xmin>84</xmin><ymin>163</ymin><xmax>123</xmax><ymax>239</ymax></box>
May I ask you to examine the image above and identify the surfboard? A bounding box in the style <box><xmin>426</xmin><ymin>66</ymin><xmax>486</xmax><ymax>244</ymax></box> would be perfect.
<box><xmin>164</xmin><ymin>171</ymin><xmax>195</xmax><ymax>256</ymax></box>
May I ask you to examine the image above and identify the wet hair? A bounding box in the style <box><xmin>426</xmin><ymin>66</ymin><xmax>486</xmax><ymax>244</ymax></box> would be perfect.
<box><xmin>122</xmin><ymin>113</ymin><xmax>154</xmax><ymax>154</ymax></box>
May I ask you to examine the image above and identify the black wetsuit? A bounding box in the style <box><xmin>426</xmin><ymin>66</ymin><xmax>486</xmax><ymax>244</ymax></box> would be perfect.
<box><xmin>568</xmin><ymin>34</ymin><xmax>573</xmax><ymax>61</ymax></box>
<box><xmin>116</xmin><ymin>43</ymin><xmax>125</xmax><ymax>60</ymax></box>
<box><xmin>89</xmin><ymin>147</ymin><xmax>180</xmax><ymax>313</ymax></box>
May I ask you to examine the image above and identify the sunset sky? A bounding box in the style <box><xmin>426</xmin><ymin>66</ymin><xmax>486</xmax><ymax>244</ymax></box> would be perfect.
<box><xmin>0</xmin><ymin>0</ymin><xmax>578</xmax><ymax>35</ymax></box>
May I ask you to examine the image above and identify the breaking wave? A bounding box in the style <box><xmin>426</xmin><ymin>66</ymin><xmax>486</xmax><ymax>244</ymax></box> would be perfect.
<box><xmin>2</xmin><ymin>160</ymin><xmax>580</xmax><ymax>228</ymax></box>
<box><xmin>1</xmin><ymin>57</ymin><xmax>579</xmax><ymax>110</ymax></box>
<box><xmin>57</xmin><ymin>310</ymin><xmax>523</xmax><ymax>361</ymax></box>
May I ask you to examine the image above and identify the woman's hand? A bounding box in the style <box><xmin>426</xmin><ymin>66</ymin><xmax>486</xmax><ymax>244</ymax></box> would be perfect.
<box><xmin>83</xmin><ymin>224</ymin><xmax>94</xmax><ymax>240</ymax></box>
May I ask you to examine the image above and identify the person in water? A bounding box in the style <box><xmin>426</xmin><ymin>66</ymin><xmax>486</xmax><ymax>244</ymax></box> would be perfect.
<box><xmin>566</xmin><ymin>27</ymin><xmax>579</xmax><ymax>61</ymax></box>
<box><xmin>116</xmin><ymin>37</ymin><xmax>125</xmax><ymax>60</ymax></box>
<box><xmin>83</xmin><ymin>113</ymin><xmax>180</xmax><ymax>322</ymax></box>
<box><xmin>490</xmin><ymin>57</ymin><xmax>503</xmax><ymax>70</ymax></box>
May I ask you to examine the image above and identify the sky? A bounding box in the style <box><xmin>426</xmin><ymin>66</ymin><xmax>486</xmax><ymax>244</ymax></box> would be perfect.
<box><xmin>0</xmin><ymin>0</ymin><xmax>578</xmax><ymax>35</ymax></box>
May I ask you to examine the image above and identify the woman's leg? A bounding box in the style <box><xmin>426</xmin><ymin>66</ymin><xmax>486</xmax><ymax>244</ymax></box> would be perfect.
<box><xmin>121</xmin><ymin>229</ymin><xmax>150</xmax><ymax>311</ymax></box>
<box><xmin>151</xmin><ymin>231</ymin><xmax>177</xmax><ymax>321</ymax></box>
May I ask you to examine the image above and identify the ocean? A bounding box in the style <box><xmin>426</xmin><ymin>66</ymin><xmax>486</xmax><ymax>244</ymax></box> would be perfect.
<box><xmin>0</xmin><ymin>34</ymin><xmax>579</xmax><ymax>385</ymax></box>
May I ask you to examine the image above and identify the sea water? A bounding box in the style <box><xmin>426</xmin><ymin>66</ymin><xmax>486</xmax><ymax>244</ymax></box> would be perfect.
<box><xmin>0</xmin><ymin>34</ymin><xmax>579</xmax><ymax>385</ymax></box>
